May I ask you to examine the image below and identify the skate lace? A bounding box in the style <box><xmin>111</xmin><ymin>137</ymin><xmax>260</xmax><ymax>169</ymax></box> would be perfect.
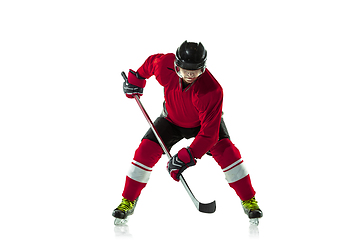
<box><xmin>117</xmin><ymin>198</ymin><xmax>135</xmax><ymax>212</ymax></box>
<box><xmin>242</xmin><ymin>197</ymin><xmax>259</xmax><ymax>210</ymax></box>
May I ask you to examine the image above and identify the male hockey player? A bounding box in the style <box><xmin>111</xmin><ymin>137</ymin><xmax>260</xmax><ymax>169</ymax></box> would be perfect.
<box><xmin>113</xmin><ymin>41</ymin><xmax>263</xmax><ymax>222</ymax></box>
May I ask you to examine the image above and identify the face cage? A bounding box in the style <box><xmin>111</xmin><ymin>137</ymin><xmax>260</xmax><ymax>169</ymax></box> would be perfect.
<box><xmin>174</xmin><ymin>61</ymin><xmax>206</xmax><ymax>79</ymax></box>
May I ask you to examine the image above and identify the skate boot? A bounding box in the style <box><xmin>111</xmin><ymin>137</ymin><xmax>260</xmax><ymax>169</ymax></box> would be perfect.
<box><xmin>112</xmin><ymin>197</ymin><xmax>138</xmax><ymax>225</ymax></box>
<box><xmin>241</xmin><ymin>197</ymin><xmax>263</xmax><ymax>225</ymax></box>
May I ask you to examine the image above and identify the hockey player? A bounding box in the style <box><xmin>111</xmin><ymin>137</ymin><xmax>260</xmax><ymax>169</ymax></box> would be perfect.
<box><xmin>113</xmin><ymin>41</ymin><xmax>263</xmax><ymax>222</ymax></box>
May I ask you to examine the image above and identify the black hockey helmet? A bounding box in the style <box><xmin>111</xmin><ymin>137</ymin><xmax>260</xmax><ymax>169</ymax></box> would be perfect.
<box><xmin>175</xmin><ymin>41</ymin><xmax>207</xmax><ymax>71</ymax></box>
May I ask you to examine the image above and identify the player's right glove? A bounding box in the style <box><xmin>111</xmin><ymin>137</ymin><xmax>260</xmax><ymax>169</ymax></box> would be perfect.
<box><xmin>123</xmin><ymin>69</ymin><xmax>146</xmax><ymax>98</ymax></box>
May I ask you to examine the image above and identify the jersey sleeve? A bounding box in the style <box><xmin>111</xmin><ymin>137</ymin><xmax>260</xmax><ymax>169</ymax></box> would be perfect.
<box><xmin>190</xmin><ymin>87</ymin><xmax>223</xmax><ymax>159</ymax></box>
<box><xmin>136</xmin><ymin>54</ymin><xmax>165</xmax><ymax>79</ymax></box>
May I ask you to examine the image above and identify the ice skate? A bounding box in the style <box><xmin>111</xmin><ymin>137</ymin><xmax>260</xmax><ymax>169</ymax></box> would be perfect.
<box><xmin>112</xmin><ymin>197</ymin><xmax>138</xmax><ymax>225</ymax></box>
<box><xmin>241</xmin><ymin>197</ymin><xmax>263</xmax><ymax>225</ymax></box>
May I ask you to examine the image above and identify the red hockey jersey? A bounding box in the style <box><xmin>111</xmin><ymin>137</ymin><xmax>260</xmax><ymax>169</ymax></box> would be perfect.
<box><xmin>137</xmin><ymin>53</ymin><xmax>223</xmax><ymax>159</ymax></box>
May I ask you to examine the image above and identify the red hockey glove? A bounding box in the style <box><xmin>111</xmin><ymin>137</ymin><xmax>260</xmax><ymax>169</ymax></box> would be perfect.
<box><xmin>167</xmin><ymin>147</ymin><xmax>197</xmax><ymax>182</ymax></box>
<box><xmin>123</xmin><ymin>69</ymin><xmax>146</xmax><ymax>98</ymax></box>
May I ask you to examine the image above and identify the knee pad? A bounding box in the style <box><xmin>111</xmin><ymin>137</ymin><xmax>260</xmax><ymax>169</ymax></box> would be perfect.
<box><xmin>133</xmin><ymin>139</ymin><xmax>163</xmax><ymax>168</ymax></box>
<box><xmin>127</xmin><ymin>139</ymin><xmax>163</xmax><ymax>184</ymax></box>
<box><xmin>210</xmin><ymin>138</ymin><xmax>248</xmax><ymax>183</ymax></box>
<box><xmin>210</xmin><ymin>138</ymin><xmax>241</xmax><ymax>169</ymax></box>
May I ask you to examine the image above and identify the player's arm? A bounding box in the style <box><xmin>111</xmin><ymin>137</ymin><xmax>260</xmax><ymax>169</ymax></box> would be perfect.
<box><xmin>190</xmin><ymin>89</ymin><xmax>223</xmax><ymax>158</ymax></box>
<box><xmin>123</xmin><ymin>54</ymin><xmax>164</xmax><ymax>98</ymax></box>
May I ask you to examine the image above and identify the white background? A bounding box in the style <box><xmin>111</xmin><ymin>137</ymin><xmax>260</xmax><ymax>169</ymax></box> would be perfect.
<box><xmin>1</xmin><ymin>0</ymin><xmax>360</xmax><ymax>239</ymax></box>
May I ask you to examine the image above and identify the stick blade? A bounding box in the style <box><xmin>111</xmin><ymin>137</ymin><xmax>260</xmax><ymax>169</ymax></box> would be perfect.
<box><xmin>199</xmin><ymin>200</ymin><xmax>216</xmax><ymax>213</ymax></box>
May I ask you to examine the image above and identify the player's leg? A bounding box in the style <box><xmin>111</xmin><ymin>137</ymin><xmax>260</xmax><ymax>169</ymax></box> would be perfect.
<box><xmin>210</xmin><ymin>138</ymin><xmax>256</xmax><ymax>200</ymax></box>
<box><xmin>113</xmin><ymin>117</ymin><xmax>182</xmax><ymax>221</ymax></box>
<box><xmin>122</xmin><ymin>116</ymin><xmax>183</xmax><ymax>200</ymax></box>
<box><xmin>210</xmin><ymin>120</ymin><xmax>262</xmax><ymax>219</ymax></box>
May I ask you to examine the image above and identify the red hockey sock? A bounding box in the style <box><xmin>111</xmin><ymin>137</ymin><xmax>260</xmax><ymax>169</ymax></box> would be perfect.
<box><xmin>229</xmin><ymin>175</ymin><xmax>256</xmax><ymax>201</ymax></box>
<box><xmin>122</xmin><ymin>139</ymin><xmax>163</xmax><ymax>201</ymax></box>
<box><xmin>211</xmin><ymin>138</ymin><xmax>255</xmax><ymax>201</ymax></box>
<box><xmin>122</xmin><ymin>176</ymin><xmax>147</xmax><ymax>201</ymax></box>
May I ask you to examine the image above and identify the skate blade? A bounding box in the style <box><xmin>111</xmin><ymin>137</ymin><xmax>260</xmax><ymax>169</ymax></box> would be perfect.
<box><xmin>249</xmin><ymin>218</ymin><xmax>259</xmax><ymax>226</ymax></box>
<box><xmin>114</xmin><ymin>217</ymin><xmax>128</xmax><ymax>225</ymax></box>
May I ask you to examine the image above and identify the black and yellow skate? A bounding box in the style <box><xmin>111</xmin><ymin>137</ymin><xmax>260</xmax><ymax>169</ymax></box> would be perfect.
<box><xmin>112</xmin><ymin>198</ymin><xmax>138</xmax><ymax>225</ymax></box>
<box><xmin>241</xmin><ymin>197</ymin><xmax>263</xmax><ymax>225</ymax></box>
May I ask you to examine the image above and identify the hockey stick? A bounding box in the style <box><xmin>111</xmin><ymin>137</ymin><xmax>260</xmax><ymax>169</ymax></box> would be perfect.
<box><xmin>121</xmin><ymin>71</ymin><xmax>216</xmax><ymax>214</ymax></box>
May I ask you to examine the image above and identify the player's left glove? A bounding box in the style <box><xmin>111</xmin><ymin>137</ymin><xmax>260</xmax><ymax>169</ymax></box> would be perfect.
<box><xmin>167</xmin><ymin>147</ymin><xmax>197</xmax><ymax>181</ymax></box>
